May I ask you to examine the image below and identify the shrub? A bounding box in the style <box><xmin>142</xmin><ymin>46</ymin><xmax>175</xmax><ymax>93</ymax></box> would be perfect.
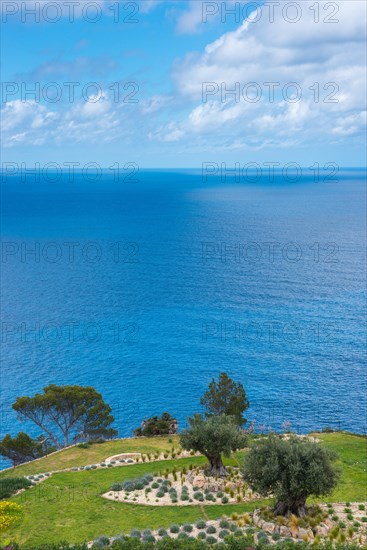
<box><xmin>120</xmin><ymin>475</ymin><xmax>152</xmax><ymax>492</ymax></box>
<box><xmin>347</xmin><ymin>513</ymin><xmax>353</xmax><ymax>520</ymax></box>
<box><xmin>359</xmin><ymin>504</ymin><xmax>365</xmax><ymax>510</ymax></box>
<box><xmin>345</xmin><ymin>508</ymin><xmax>352</xmax><ymax>514</ymax></box>
<box><xmin>111</xmin><ymin>483</ymin><xmax>123</xmax><ymax>491</ymax></box>
<box><xmin>151</xmin><ymin>482</ymin><xmax>159</xmax><ymax>489</ymax></box>
<box><xmin>221</xmin><ymin>496</ymin><xmax>229</xmax><ymax>504</ymax></box>
<box><xmin>361</xmin><ymin>517</ymin><xmax>367</xmax><ymax>522</ymax></box>
<box><xmin>157</xmin><ymin>528</ymin><xmax>167</xmax><ymax>537</ymax></box>
<box><xmin>207</xmin><ymin>526</ymin><xmax>216</xmax><ymax>534</ymax></box>
<box><xmin>206</xmin><ymin>536</ymin><xmax>217</xmax><ymax>545</ymax></box>
<box><xmin>216</xmin><ymin>491</ymin><xmax>224</xmax><ymax>498</ymax></box>
<box><xmin>332</xmin><ymin>515</ymin><xmax>339</xmax><ymax>521</ymax></box>
<box><xmin>197</xmin><ymin>531</ymin><xmax>206</xmax><ymax>539</ymax></box>
<box><xmin>133</xmin><ymin>413</ymin><xmax>177</xmax><ymax>437</ymax></box>
<box><xmin>143</xmin><ymin>535</ymin><xmax>155</xmax><ymax>543</ymax></box>
<box><xmin>156</xmin><ymin>491</ymin><xmax>165</xmax><ymax>498</ymax></box>
<box><xmin>219</xmin><ymin>529</ymin><xmax>230</xmax><ymax>539</ymax></box>
<box><xmin>183</xmin><ymin>524</ymin><xmax>193</xmax><ymax>533</ymax></box>
<box><xmin>272</xmin><ymin>532</ymin><xmax>281</xmax><ymax>541</ymax></box>
<box><xmin>92</xmin><ymin>535</ymin><xmax>110</xmax><ymax>548</ymax></box>
<box><xmin>100</xmin><ymin>463</ymin><xmax>106</xmax><ymax>467</ymax></box>
<box><xmin>219</xmin><ymin>520</ymin><xmax>230</xmax><ymax>529</ymax></box>
<box><xmin>180</xmin><ymin>494</ymin><xmax>189</xmax><ymax>501</ymax></box>
<box><xmin>0</xmin><ymin>477</ymin><xmax>32</xmax><ymax>499</ymax></box>
<box><xmin>169</xmin><ymin>524</ymin><xmax>180</xmax><ymax>533</ymax></box>
<box><xmin>194</xmin><ymin>491</ymin><xmax>203</xmax><ymax>500</ymax></box>
<box><xmin>196</xmin><ymin>520</ymin><xmax>206</xmax><ymax>529</ymax></box>
<box><xmin>130</xmin><ymin>529</ymin><xmax>141</xmax><ymax>538</ymax></box>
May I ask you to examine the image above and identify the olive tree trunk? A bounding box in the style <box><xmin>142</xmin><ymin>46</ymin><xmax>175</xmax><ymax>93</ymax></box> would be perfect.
<box><xmin>206</xmin><ymin>454</ymin><xmax>227</xmax><ymax>477</ymax></box>
<box><xmin>274</xmin><ymin>496</ymin><xmax>307</xmax><ymax>517</ymax></box>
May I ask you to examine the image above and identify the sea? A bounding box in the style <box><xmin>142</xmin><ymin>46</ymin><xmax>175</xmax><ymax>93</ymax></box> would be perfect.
<box><xmin>1</xmin><ymin>168</ymin><xmax>366</xmax><ymax>468</ymax></box>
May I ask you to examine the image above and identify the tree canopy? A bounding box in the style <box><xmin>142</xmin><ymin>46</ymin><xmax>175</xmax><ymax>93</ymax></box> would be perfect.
<box><xmin>0</xmin><ymin>432</ymin><xmax>51</xmax><ymax>467</ymax></box>
<box><xmin>12</xmin><ymin>385</ymin><xmax>117</xmax><ymax>449</ymax></box>
<box><xmin>200</xmin><ymin>372</ymin><xmax>249</xmax><ymax>426</ymax></box>
<box><xmin>180</xmin><ymin>414</ymin><xmax>247</xmax><ymax>477</ymax></box>
<box><xmin>134</xmin><ymin>412</ymin><xmax>177</xmax><ymax>437</ymax></box>
<box><xmin>242</xmin><ymin>435</ymin><xmax>340</xmax><ymax>516</ymax></box>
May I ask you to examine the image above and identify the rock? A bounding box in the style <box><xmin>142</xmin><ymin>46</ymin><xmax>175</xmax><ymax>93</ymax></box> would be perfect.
<box><xmin>317</xmin><ymin>523</ymin><xmax>330</xmax><ymax>537</ymax></box>
<box><xmin>262</xmin><ymin>521</ymin><xmax>275</xmax><ymax>534</ymax></box>
<box><xmin>280</xmin><ymin>526</ymin><xmax>292</xmax><ymax>537</ymax></box>
<box><xmin>298</xmin><ymin>528</ymin><xmax>309</xmax><ymax>540</ymax></box>
<box><xmin>192</xmin><ymin>475</ymin><xmax>206</xmax><ymax>488</ymax></box>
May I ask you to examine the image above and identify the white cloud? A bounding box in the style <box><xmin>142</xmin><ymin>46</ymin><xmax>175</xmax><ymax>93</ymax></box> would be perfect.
<box><xmin>165</xmin><ymin>0</ymin><xmax>366</xmax><ymax>148</ymax></box>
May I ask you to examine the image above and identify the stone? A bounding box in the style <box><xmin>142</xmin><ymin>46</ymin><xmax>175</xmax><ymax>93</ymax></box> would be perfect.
<box><xmin>317</xmin><ymin>523</ymin><xmax>330</xmax><ymax>537</ymax></box>
<box><xmin>262</xmin><ymin>521</ymin><xmax>275</xmax><ymax>534</ymax></box>
<box><xmin>298</xmin><ymin>528</ymin><xmax>309</xmax><ymax>540</ymax></box>
<box><xmin>279</xmin><ymin>526</ymin><xmax>292</xmax><ymax>537</ymax></box>
<box><xmin>192</xmin><ymin>475</ymin><xmax>206</xmax><ymax>488</ymax></box>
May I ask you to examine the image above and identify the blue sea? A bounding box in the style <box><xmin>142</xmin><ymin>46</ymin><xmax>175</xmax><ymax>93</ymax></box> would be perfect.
<box><xmin>1</xmin><ymin>169</ymin><xmax>366</xmax><ymax>467</ymax></box>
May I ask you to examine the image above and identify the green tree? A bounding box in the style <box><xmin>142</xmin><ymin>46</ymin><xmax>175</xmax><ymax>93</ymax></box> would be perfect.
<box><xmin>180</xmin><ymin>414</ymin><xmax>246</xmax><ymax>477</ymax></box>
<box><xmin>242</xmin><ymin>435</ymin><xmax>340</xmax><ymax>516</ymax></box>
<box><xmin>13</xmin><ymin>385</ymin><xmax>117</xmax><ymax>449</ymax></box>
<box><xmin>0</xmin><ymin>432</ymin><xmax>50</xmax><ymax>467</ymax></box>
<box><xmin>200</xmin><ymin>372</ymin><xmax>249</xmax><ymax>426</ymax></box>
<box><xmin>134</xmin><ymin>412</ymin><xmax>177</xmax><ymax>437</ymax></box>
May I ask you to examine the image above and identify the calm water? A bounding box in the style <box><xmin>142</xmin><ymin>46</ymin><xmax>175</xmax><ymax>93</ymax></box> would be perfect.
<box><xmin>1</xmin><ymin>170</ymin><xmax>366</xmax><ymax>466</ymax></box>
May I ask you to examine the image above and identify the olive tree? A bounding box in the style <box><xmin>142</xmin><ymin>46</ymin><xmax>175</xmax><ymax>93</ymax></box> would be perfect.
<box><xmin>180</xmin><ymin>414</ymin><xmax>247</xmax><ymax>477</ymax></box>
<box><xmin>242</xmin><ymin>435</ymin><xmax>340</xmax><ymax>516</ymax></box>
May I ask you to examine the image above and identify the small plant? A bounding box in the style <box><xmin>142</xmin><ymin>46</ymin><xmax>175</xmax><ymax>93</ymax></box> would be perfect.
<box><xmin>143</xmin><ymin>535</ymin><xmax>155</xmax><ymax>543</ymax></box>
<box><xmin>272</xmin><ymin>532</ymin><xmax>281</xmax><ymax>541</ymax></box>
<box><xmin>196</xmin><ymin>520</ymin><xmax>206</xmax><ymax>529</ymax></box>
<box><xmin>183</xmin><ymin>524</ymin><xmax>193</xmax><ymax>532</ymax></box>
<box><xmin>216</xmin><ymin>491</ymin><xmax>224</xmax><ymax>498</ymax></box>
<box><xmin>219</xmin><ymin>529</ymin><xmax>229</xmax><ymax>539</ymax></box>
<box><xmin>347</xmin><ymin>513</ymin><xmax>353</xmax><ymax>520</ymax></box>
<box><xmin>206</xmin><ymin>536</ymin><xmax>217</xmax><ymax>545</ymax></box>
<box><xmin>197</xmin><ymin>531</ymin><xmax>206</xmax><ymax>539</ymax></box>
<box><xmin>221</xmin><ymin>496</ymin><xmax>229</xmax><ymax>504</ymax></box>
<box><xmin>339</xmin><ymin>521</ymin><xmax>346</xmax><ymax>529</ymax></box>
<box><xmin>219</xmin><ymin>519</ymin><xmax>230</xmax><ymax>529</ymax></box>
<box><xmin>207</xmin><ymin>525</ymin><xmax>216</xmax><ymax>534</ymax></box>
<box><xmin>92</xmin><ymin>535</ymin><xmax>110</xmax><ymax>548</ymax></box>
<box><xmin>359</xmin><ymin>504</ymin><xmax>365</xmax><ymax>510</ymax></box>
<box><xmin>169</xmin><ymin>524</ymin><xmax>180</xmax><ymax>533</ymax></box>
<box><xmin>345</xmin><ymin>507</ymin><xmax>352</xmax><ymax>514</ymax></box>
<box><xmin>332</xmin><ymin>515</ymin><xmax>339</xmax><ymax>521</ymax></box>
<box><xmin>157</xmin><ymin>528</ymin><xmax>167</xmax><ymax>537</ymax></box>
<box><xmin>130</xmin><ymin>529</ymin><xmax>141</xmax><ymax>539</ymax></box>
<box><xmin>361</xmin><ymin>516</ymin><xmax>367</xmax><ymax>522</ymax></box>
<box><xmin>156</xmin><ymin>491</ymin><xmax>165</xmax><ymax>498</ymax></box>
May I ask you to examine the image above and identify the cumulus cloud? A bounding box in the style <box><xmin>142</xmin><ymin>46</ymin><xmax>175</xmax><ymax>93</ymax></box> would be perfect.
<box><xmin>165</xmin><ymin>0</ymin><xmax>366</xmax><ymax>148</ymax></box>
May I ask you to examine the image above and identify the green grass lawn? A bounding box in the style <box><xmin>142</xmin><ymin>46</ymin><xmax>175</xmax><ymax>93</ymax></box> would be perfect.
<box><xmin>2</xmin><ymin>432</ymin><xmax>366</xmax><ymax>546</ymax></box>
<box><xmin>310</xmin><ymin>432</ymin><xmax>367</xmax><ymax>502</ymax></box>
<box><xmin>0</xmin><ymin>436</ymin><xmax>180</xmax><ymax>479</ymax></box>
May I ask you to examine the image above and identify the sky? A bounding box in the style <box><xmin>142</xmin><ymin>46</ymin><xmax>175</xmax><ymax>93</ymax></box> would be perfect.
<box><xmin>1</xmin><ymin>0</ymin><xmax>366</xmax><ymax>168</ymax></box>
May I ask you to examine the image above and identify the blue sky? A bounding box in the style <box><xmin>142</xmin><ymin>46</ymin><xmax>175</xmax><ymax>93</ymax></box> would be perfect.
<box><xmin>1</xmin><ymin>0</ymin><xmax>366</xmax><ymax>167</ymax></box>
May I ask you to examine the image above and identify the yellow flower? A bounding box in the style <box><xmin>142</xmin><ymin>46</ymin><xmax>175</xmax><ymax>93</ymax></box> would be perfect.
<box><xmin>0</xmin><ymin>501</ymin><xmax>23</xmax><ymax>531</ymax></box>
